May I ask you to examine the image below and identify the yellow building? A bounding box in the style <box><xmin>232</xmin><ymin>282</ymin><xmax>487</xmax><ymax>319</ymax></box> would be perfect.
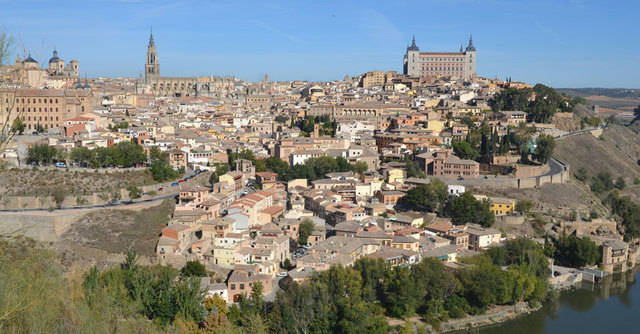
<box><xmin>426</xmin><ymin>119</ymin><xmax>445</xmax><ymax>134</ymax></box>
<box><xmin>489</xmin><ymin>197</ymin><xmax>515</xmax><ymax>216</ymax></box>
<box><xmin>386</xmin><ymin>168</ymin><xmax>406</xmax><ymax>184</ymax></box>
<box><xmin>212</xmin><ymin>247</ymin><xmax>236</xmax><ymax>267</ymax></box>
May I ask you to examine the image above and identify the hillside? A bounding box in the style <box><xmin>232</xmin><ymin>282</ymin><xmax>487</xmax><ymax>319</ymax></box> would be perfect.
<box><xmin>553</xmin><ymin>124</ymin><xmax>640</xmax><ymax>181</ymax></box>
<box><xmin>57</xmin><ymin>199</ymin><xmax>175</xmax><ymax>267</ymax></box>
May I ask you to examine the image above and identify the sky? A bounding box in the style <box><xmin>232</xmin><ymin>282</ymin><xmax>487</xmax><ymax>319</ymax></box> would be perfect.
<box><xmin>0</xmin><ymin>0</ymin><xmax>638</xmax><ymax>88</ymax></box>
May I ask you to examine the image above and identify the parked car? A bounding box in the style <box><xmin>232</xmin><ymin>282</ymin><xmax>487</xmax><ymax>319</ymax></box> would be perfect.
<box><xmin>276</xmin><ymin>272</ymin><xmax>288</xmax><ymax>277</ymax></box>
<box><xmin>55</xmin><ymin>162</ymin><xmax>67</xmax><ymax>168</ymax></box>
<box><xmin>178</xmin><ymin>179</ymin><xmax>185</xmax><ymax>183</ymax></box>
<box><xmin>170</xmin><ymin>182</ymin><xmax>179</xmax><ymax>187</ymax></box>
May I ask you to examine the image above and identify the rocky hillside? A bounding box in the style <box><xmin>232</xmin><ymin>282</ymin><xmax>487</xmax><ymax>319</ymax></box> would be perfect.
<box><xmin>554</xmin><ymin>123</ymin><xmax>640</xmax><ymax>181</ymax></box>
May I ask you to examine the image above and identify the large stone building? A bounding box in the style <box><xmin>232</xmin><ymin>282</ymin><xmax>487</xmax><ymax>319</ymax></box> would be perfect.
<box><xmin>0</xmin><ymin>49</ymin><xmax>80</xmax><ymax>88</ymax></box>
<box><xmin>142</xmin><ymin>31</ymin><xmax>235</xmax><ymax>97</ymax></box>
<box><xmin>0</xmin><ymin>88</ymin><xmax>94</xmax><ymax>131</ymax></box>
<box><xmin>403</xmin><ymin>35</ymin><xmax>476</xmax><ymax>81</ymax></box>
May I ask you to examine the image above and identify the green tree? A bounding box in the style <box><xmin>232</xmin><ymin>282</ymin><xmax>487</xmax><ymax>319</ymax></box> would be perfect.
<box><xmin>26</xmin><ymin>144</ymin><xmax>57</xmax><ymax>165</ymax></box>
<box><xmin>209</xmin><ymin>162</ymin><xmax>230</xmax><ymax>184</ymax></box>
<box><xmin>515</xmin><ymin>200</ymin><xmax>534</xmax><ymax>213</ymax></box>
<box><xmin>181</xmin><ymin>261</ymin><xmax>207</xmax><ymax>277</ymax></box>
<box><xmin>275</xmin><ymin>115</ymin><xmax>289</xmax><ymax>123</ymax></box>
<box><xmin>51</xmin><ymin>187</ymin><xmax>66</xmax><ymax>208</ymax></box>
<box><xmin>396</xmin><ymin>178</ymin><xmax>448</xmax><ymax>213</ymax></box>
<box><xmin>574</xmin><ymin>167</ymin><xmax>589</xmax><ymax>182</ymax></box>
<box><xmin>406</xmin><ymin>159</ymin><xmax>425</xmax><ymax>178</ymax></box>
<box><xmin>443</xmin><ymin>192</ymin><xmax>495</xmax><ymax>227</ymax></box>
<box><xmin>452</xmin><ymin>141</ymin><xmax>479</xmax><ymax>160</ymax></box>
<box><xmin>534</xmin><ymin>134</ymin><xmax>555</xmax><ymax>164</ymax></box>
<box><xmin>11</xmin><ymin>118</ymin><xmax>25</xmax><ymax>135</ymax></box>
<box><xmin>352</xmin><ymin>161</ymin><xmax>368</xmax><ymax>175</ymax></box>
<box><xmin>553</xmin><ymin>234</ymin><xmax>601</xmax><ymax>268</ymax></box>
<box><xmin>298</xmin><ymin>218</ymin><xmax>314</xmax><ymax>245</ymax></box>
<box><xmin>126</xmin><ymin>184</ymin><xmax>142</xmax><ymax>199</ymax></box>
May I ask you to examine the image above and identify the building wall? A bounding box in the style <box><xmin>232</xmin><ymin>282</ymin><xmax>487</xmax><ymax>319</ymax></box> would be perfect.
<box><xmin>0</xmin><ymin>88</ymin><xmax>92</xmax><ymax>131</ymax></box>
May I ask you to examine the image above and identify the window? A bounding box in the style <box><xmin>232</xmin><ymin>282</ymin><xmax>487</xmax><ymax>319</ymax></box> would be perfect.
<box><xmin>230</xmin><ymin>284</ymin><xmax>236</xmax><ymax>290</ymax></box>
<box><xmin>239</xmin><ymin>284</ymin><xmax>245</xmax><ymax>290</ymax></box>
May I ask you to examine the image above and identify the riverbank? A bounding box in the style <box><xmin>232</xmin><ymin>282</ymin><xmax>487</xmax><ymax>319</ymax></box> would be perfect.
<box><xmin>438</xmin><ymin>302</ymin><xmax>542</xmax><ymax>333</ymax></box>
<box><xmin>387</xmin><ymin>301</ymin><xmax>542</xmax><ymax>333</ymax></box>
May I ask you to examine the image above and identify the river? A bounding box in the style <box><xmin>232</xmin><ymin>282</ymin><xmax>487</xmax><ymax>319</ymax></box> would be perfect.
<box><xmin>473</xmin><ymin>268</ymin><xmax>640</xmax><ymax>333</ymax></box>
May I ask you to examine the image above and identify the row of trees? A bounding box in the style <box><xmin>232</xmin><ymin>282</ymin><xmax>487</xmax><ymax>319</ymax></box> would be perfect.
<box><xmin>396</xmin><ymin>179</ymin><xmax>495</xmax><ymax>227</ymax></box>
<box><xmin>1</xmin><ymin>235</ymin><xmax>548</xmax><ymax>333</ymax></box>
<box><xmin>266</xmin><ymin>238</ymin><xmax>548</xmax><ymax>333</ymax></box>
<box><xmin>28</xmin><ymin>143</ymin><xmax>181</xmax><ymax>182</ymax></box>
<box><xmin>68</xmin><ymin>142</ymin><xmax>147</xmax><ymax>168</ymax></box>
<box><xmin>264</xmin><ymin>156</ymin><xmax>368</xmax><ymax>182</ymax></box>
<box><xmin>84</xmin><ymin>250</ymin><xmax>204</xmax><ymax>325</ymax></box>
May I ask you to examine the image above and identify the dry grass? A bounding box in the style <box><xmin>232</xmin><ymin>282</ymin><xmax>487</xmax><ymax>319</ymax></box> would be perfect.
<box><xmin>59</xmin><ymin>199</ymin><xmax>175</xmax><ymax>258</ymax></box>
<box><xmin>0</xmin><ymin>168</ymin><xmax>155</xmax><ymax>197</ymax></box>
<box><xmin>554</xmin><ymin>124</ymin><xmax>640</xmax><ymax>181</ymax></box>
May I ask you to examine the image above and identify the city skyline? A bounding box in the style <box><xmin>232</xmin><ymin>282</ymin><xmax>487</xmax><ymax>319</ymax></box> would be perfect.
<box><xmin>1</xmin><ymin>0</ymin><xmax>638</xmax><ymax>88</ymax></box>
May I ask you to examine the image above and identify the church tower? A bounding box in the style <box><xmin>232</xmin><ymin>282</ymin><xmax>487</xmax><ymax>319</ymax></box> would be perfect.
<box><xmin>145</xmin><ymin>29</ymin><xmax>160</xmax><ymax>83</ymax></box>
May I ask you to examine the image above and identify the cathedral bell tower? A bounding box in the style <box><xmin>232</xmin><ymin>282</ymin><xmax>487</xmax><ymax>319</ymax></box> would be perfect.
<box><xmin>145</xmin><ymin>29</ymin><xmax>160</xmax><ymax>83</ymax></box>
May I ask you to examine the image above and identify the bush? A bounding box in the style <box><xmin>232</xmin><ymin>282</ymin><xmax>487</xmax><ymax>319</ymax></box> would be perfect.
<box><xmin>181</xmin><ymin>261</ymin><xmax>207</xmax><ymax>277</ymax></box>
<box><xmin>574</xmin><ymin>167</ymin><xmax>589</xmax><ymax>182</ymax></box>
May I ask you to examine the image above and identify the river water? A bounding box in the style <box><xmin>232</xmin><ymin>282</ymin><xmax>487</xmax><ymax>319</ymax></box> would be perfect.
<box><xmin>475</xmin><ymin>268</ymin><xmax>640</xmax><ymax>333</ymax></box>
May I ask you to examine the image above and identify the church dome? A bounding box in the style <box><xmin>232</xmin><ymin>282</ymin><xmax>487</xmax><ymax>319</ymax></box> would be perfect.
<box><xmin>23</xmin><ymin>54</ymin><xmax>38</xmax><ymax>64</ymax></box>
<box><xmin>49</xmin><ymin>50</ymin><xmax>61</xmax><ymax>63</ymax></box>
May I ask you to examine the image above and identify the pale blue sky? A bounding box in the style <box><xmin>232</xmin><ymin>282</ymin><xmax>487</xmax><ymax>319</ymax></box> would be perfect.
<box><xmin>1</xmin><ymin>0</ymin><xmax>638</xmax><ymax>87</ymax></box>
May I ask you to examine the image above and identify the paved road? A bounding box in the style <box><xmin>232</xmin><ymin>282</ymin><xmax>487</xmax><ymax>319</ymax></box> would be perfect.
<box><xmin>0</xmin><ymin>192</ymin><xmax>179</xmax><ymax>213</ymax></box>
<box><xmin>554</xmin><ymin>124</ymin><xmax>607</xmax><ymax>140</ymax></box>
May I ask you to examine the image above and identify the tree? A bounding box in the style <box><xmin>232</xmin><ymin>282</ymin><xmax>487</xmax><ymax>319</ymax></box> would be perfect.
<box><xmin>298</xmin><ymin>218</ymin><xmax>314</xmax><ymax>245</ymax></box>
<box><xmin>534</xmin><ymin>134</ymin><xmax>555</xmax><ymax>164</ymax></box>
<box><xmin>204</xmin><ymin>294</ymin><xmax>228</xmax><ymax>314</ymax></box>
<box><xmin>553</xmin><ymin>234</ymin><xmax>601</xmax><ymax>268</ymax></box>
<box><xmin>396</xmin><ymin>178</ymin><xmax>448</xmax><ymax>213</ymax></box>
<box><xmin>209</xmin><ymin>162</ymin><xmax>230</xmax><ymax>184</ymax></box>
<box><xmin>515</xmin><ymin>200</ymin><xmax>534</xmax><ymax>214</ymax></box>
<box><xmin>70</xmin><ymin>147</ymin><xmax>93</xmax><ymax>166</ymax></box>
<box><xmin>352</xmin><ymin>161</ymin><xmax>368</xmax><ymax>175</ymax></box>
<box><xmin>452</xmin><ymin>141</ymin><xmax>479</xmax><ymax>160</ymax></box>
<box><xmin>443</xmin><ymin>192</ymin><xmax>495</xmax><ymax>227</ymax></box>
<box><xmin>275</xmin><ymin>115</ymin><xmax>289</xmax><ymax>124</ymax></box>
<box><xmin>181</xmin><ymin>261</ymin><xmax>207</xmax><ymax>277</ymax></box>
<box><xmin>10</xmin><ymin>118</ymin><xmax>25</xmax><ymax>135</ymax></box>
<box><xmin>52</xmin><ymin>187</ymin><xmax>66</xmax><ymax>208</ymax></box>
<box><xmin>615</xmin><ymin>176</ymin><xmax>626</xmax><ymax>190</ymax></box>
<box><xmin>574</xmin><ymin>167</ymin><xmax>589</xmax><ymax>182</ymax></box>
<box><xmin>26</xmin><ymin>144</ymin><xmax>57</xmax><ymax>165</ymax></box>
<box><xmin>406</xmin><ymin>159</ymin><xmax>425</xmax><ymax>178</ymax></box>
<box><xmin>0</xmin><ymin>29</ymin><xmax>13</xmax><ymax>65</ymax></box>
<box><xmin>126</xmin><ymin>184</ymin><xmax>142</xmax><ymax>199</ymax></box>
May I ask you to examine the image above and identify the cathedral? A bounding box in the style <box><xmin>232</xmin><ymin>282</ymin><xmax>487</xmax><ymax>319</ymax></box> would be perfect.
<box><xmin>142</xmin><ymin>31</ymin><xmax>235</xmax><ymax>97</ymax></box>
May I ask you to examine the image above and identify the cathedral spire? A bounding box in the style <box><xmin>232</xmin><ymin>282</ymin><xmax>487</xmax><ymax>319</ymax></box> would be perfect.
<box><xmin>465</xmin><ymin>34</ymin><xmax>476</xmax><ymax>52</ymax></box>
<box><xmin>149</xmin><ymin>27</ymin><xmax>155</xmax><ymax>47</ymax></box>
<box><xmin>407</xmin><ymin>34</ymin><xmax>419</xmax><ymax>51</ymax></box>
